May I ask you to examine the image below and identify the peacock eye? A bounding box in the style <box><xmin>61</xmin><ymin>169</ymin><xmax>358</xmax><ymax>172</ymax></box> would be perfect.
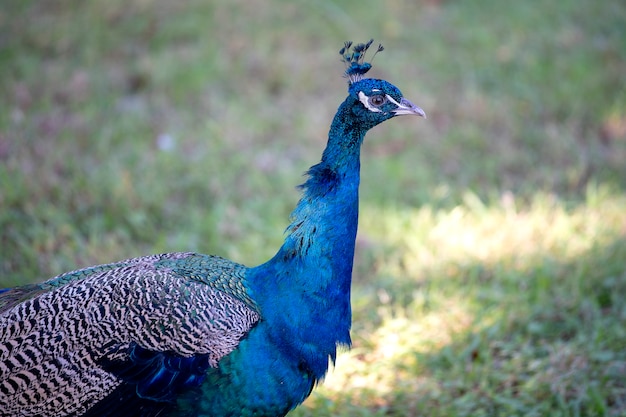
<box><xmin>369</xmin><ymin>95</ymin><xmax>387</xmax><ymax>107</ymax></box>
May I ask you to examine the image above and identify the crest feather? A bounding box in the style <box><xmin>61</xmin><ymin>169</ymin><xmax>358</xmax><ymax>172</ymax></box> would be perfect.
<box><xmin>340</xmin><ymin>39</ymin><xmax>384</xmax><ymax>84</ymax></box>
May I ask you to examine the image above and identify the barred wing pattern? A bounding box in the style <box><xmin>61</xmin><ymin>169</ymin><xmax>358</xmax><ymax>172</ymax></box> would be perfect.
<box><xmin>0</xmin><ymin>252</ymin><xmax>259</xmax><ymax>416</ymax></box>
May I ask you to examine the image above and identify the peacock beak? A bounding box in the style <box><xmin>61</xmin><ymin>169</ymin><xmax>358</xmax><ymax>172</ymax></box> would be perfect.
<box><xmin>392</xmin><ymin>98</ymin><xmax>426</xmax><ymax>118</ymax></box>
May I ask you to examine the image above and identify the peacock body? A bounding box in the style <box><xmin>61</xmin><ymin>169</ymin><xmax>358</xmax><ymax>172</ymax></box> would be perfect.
<box><xmin>0</xmin><ymin>40</ymin><xmax>425</xmax><ymax>417</ymax></box>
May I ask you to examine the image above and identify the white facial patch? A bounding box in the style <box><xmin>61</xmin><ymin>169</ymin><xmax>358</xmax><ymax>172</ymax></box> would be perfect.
<box><xmin>358</xmin><ymin>91</ymin><xmax>382</xmax><ymax>113</ymax></box>
<box><xmin>384</xmin><ymin>94</ymin><xmax>403</xmax><ymax>108</ymax></box>
<box><xmin>358</xmin><ymin>91</ymin><xmax>406</xmax><ymax>114</ymax></box>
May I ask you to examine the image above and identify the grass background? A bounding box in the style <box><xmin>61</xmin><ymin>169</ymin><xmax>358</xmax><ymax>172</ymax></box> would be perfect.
<box><xmin>1</xmin><ymin>0</ymin><xmax>626</xmax><ymax>415</ymax></box>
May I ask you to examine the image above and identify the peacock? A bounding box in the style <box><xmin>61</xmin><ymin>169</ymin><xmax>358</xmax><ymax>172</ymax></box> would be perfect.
<box><xmin>0</xmin><ymin>40</ymin><xmax>425</xmax><ymax>417</ymax></box>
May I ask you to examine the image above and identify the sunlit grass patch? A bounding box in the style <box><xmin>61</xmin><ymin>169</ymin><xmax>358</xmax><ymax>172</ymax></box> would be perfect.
<box><xmin>362</xmin><ymin>186</ymin><xmax>625</xmax><ymax>273</ymax></box>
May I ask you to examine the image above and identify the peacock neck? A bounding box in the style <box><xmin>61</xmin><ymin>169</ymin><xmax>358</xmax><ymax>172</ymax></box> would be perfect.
<box><xmin>247</xmin><ymin>97</ymin><xmax>368</xmax><ymax>375</ymax></box>
<box><xmin>278</xmin><ymin>97</ymin><xmax>366</xmax><ymax>274</ymax></box>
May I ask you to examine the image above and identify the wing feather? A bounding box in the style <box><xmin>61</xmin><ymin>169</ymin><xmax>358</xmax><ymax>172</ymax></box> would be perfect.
<box><xmin>0</xmin><ymin>252</ymin><xmax>259</xmax><ymax>416</ymax></box>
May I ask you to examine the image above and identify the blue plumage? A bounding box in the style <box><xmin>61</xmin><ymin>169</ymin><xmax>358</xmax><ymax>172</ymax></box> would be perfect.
<box><xmin>0</xmin><ymin>40</ymin><xmax>425</xmax><ymax>417</ymax></box>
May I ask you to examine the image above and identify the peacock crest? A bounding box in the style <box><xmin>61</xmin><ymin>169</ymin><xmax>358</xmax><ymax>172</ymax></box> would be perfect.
<box><xmin>340</xmin><ymin>39</ymin><xmax>384</xmax><ymax>84</ymax></box>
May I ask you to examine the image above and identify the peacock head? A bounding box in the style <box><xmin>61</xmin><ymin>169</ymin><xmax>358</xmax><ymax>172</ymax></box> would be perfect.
<box><xmin>340</xmin><ymin>40</ymin><xmax>425</xmax><ymax>127</ymax></box>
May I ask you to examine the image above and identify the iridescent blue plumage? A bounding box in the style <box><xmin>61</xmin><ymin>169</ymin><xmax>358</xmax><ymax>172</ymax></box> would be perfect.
<box><xmin>0</xmin><ymin>41</ymin><xmax>425</xmax><ymax>417</ymax></box>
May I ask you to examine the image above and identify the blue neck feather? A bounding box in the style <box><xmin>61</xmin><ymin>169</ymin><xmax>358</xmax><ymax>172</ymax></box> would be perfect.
<box><xmin>249</xmin><ymin>94</ymin><xmax>366</xmax><ymax>378</ymax></box>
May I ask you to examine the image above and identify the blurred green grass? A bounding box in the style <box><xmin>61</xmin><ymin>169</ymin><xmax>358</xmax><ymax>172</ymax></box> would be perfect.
<box><xmin>1</xmin><ymin>0</ymin><xmax>625</xmax><ymax>416</ymax></box>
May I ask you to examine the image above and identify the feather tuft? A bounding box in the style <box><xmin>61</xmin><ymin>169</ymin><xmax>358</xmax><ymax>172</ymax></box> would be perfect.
<box><xmin>339</xmin><ymin>39</ymin><xmax>384</xmax><ymax>84</ymax></box>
